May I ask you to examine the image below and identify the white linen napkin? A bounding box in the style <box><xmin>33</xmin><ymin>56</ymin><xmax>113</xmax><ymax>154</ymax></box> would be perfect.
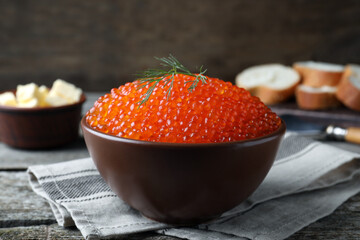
<box><xmin>28</xmin><ymin>133</ymin><xmax>360</xmax><ymax>240</ymax></box>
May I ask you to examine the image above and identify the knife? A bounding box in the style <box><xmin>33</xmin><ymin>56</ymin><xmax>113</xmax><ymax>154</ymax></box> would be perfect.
<box><xmin>280</xmin><ymin>114</ymin><xmax>360</xmax><ymax>144</ymax></box>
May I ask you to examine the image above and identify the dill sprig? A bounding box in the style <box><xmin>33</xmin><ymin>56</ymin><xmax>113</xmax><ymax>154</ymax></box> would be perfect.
<box><xmin>136</xmin><ymin>54</ymin><xmax>208</xmax><ymax>106</ymax></box>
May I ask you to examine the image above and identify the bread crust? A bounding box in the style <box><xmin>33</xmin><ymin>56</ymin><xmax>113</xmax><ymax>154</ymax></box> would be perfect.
<box><xmin>296</xmin><ymin>85</ymin><xmax>341</xmax><ymax>110</ymax></box>
<box><xmin>293</xmin><ymin>63</ymin><xmax>343</xmax><ymax>87</ymax></box>
<box><xmin>336</xmin><ymin>65</ymin><xmax>360</xmax><ymax>111</ymax></box>
<box><xmin>246</xmin><ymin>83</ymin><xmax>299</xmax><ymax>105</ymax></box>
<box><xmin>236</xmin><ymin>64</ymin><xmax>300</xmax><ymax>105</ymax></box>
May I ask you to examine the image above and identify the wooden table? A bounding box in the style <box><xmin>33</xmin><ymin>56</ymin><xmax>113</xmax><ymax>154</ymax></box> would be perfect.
<box><xmin>1</xmin><ymin>93</ymin><xmax>360</xmax><ymax>240</ymax></box>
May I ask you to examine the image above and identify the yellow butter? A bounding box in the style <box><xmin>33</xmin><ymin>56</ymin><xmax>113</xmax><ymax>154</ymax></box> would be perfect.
<box><xmin>45</xmin><ymin>91</ymin><xmax>70</xmax><ymax>107</ymax></box>
<box><xmin>0</xmin><ymin>92</ymin><xmax>17</xmax><ymax>106</ymax></box>
<box><xmin>47</xmin><ymin>79</ymin><xmax>82</xmax><ymax>105</ymax></box>
<box><xmin>38</xmin><ymin>85</ymin><xmax>49</xmax><ymax>107</ymax></box>
<box><xmin>16</xmin><ymin>83</ymin><xmax>40</xmax><ymax>106</ymax></box>
<box><xmin>17</xmin><ymin>98</ymin><xmax>39</xmax><ymax>108</ymax></box>
<box><xmin>4</xmin><ymin>80</ymin><xmax>81</xmax><ymax>108</ymax></box>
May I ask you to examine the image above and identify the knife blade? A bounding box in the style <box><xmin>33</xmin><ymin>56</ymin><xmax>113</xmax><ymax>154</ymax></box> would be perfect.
<box><xmin>280</xmin><ymin>114</ymin><xmax>360</xmax><ymax>144</ymax></box>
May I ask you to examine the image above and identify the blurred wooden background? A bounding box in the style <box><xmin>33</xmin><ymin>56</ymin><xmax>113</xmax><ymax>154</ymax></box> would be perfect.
<box><xmin>0</xmin><ymin>0</ymin><xmax>359</xmax><ymax>91</ymax></box>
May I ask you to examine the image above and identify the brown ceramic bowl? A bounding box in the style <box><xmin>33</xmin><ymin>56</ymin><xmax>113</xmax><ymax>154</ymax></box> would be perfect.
<box><xmin>0</xmin><ymin>90</ymin><xmax>86</xmax><ymax>149</ymax></box>
<box><xmin>81</xmin><ymin>117</ymin><xmax>285</xmax><ymax>225</ymax></box>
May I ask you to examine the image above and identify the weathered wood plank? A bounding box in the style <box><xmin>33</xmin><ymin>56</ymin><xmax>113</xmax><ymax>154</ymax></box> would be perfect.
<box><xmin>1</xmin><ymin>130</ymin><xmax>360</xmax><ymax>239</ymax></box>
<box><xmin>2</xmin><ymin>200</ymin><xmax>360</xmax><ymax>240</ymax></box>
<box><xmin>288</xmin><ymin>194</ymin><xmax>360</xmax><ymax>239</ymax></box>
<box><xmin>1</xmin><ymin>0</ymin><xmax>360</xmax><ymax>92</ymax></box>
<box><xmin>0</xmin><ymin>224</ymin><xmax>84</xmax><ymax>240</ymax></box>
<box><xmin>3</xmin><ymin>170</ymin><xmax>360</xmax><ymax>239</ymax></box>
<box><xmin>271</xmin><ymin>102</ymin><xmax>360</xmax><ymax>128</ymax></box>
<box><xmin>0</xmin><ymin>224</ymin><xmax>183</xmax><ymax>240</ymax></box>
<box><xmin>0</xmin><ymin>139</ymin><xmax>89</xmax><ymax>170</ymax></box>
<box><xmin>0</xmin><ymin>172</ymin><xmax>56</xmax><ymax>228</ymax></box>
<box><xmin>0</xmin><ymin>171</ymin><xmax>181</xmax><ymax>239</ymax></box>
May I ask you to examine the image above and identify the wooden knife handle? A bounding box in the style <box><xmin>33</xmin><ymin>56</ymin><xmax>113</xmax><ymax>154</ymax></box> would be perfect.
<box><xmin>345</xmin><ymin>127</ymin><xmax>360</xmax><ymax>144</ymax></box>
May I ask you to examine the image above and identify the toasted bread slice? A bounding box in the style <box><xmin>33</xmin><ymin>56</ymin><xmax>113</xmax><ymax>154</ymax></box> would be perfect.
<box><xmin>336</xmin><ymin>64</ymin><xmax>360</xmax><ymax>111</ymax></box>
<box><xmin>235</xmin><ymin>64</ymin><xmax>300</xmax><ymax>105</ymax></box>
<box><xmin>296</xmin><ymin>84</ymin><xmax>341</xmax><ymax>110</ymax></box>
<box><xmin>293</xmin><ymin>61</ymin><xmax>344</xmax><ymax>87</ymax></box>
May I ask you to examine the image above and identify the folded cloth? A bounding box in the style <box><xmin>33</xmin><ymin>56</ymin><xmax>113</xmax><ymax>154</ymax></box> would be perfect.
<box><xmin>28</xmin><ymin>133</ymin><xmax>360</xmax><ymax>240</ymax></box>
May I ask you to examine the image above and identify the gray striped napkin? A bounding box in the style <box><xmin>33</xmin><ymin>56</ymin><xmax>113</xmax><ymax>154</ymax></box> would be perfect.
<box><xmin>28</xmin><ymin>133</ymin><xmax>360</xmax><ymax>240</ymax></box>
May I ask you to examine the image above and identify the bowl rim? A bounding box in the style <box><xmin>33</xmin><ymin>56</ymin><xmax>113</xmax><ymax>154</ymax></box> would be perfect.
<box><xmin>81</xmin><ymin>116</ymin><xmax>286</xmax><ymax>147</ymax></box>
<box><xmin>0</xmin><ymin>89</ymin><xmax>86</xmax><ymax>112</ymax></box>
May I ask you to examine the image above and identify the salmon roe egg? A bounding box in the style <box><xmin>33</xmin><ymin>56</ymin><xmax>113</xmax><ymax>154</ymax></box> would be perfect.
<box><xmin>85</xmin><ymin>74</ymin><xmax>281</xmax><ymax>143</ymax></box>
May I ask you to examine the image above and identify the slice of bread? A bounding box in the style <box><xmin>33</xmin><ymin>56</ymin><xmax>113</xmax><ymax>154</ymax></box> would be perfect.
<box><xmin>293</xmin><ymin>61</ymin><xmax>344</xmax><ymax>87</ymax></box>
<box><xmin>296</xmin><ymin>84</ymin><xmax>341</xmax><ymax>110</ymax></box>
<box><xmin>336</xmin><ymin>64</ymin><xmax>360</xmax><ymax>111</ymax></box>
<box><xmin>235</xmin><ymin>64</ymin><xmax>300</xmax><ymax>105</ymax></box>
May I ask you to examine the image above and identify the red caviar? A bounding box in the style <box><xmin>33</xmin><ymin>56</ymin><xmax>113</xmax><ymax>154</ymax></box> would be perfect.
<box><xmin>86</xmin><ymin>74</ymin><xmax>281</xmax><ymax>143</ymax></box>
